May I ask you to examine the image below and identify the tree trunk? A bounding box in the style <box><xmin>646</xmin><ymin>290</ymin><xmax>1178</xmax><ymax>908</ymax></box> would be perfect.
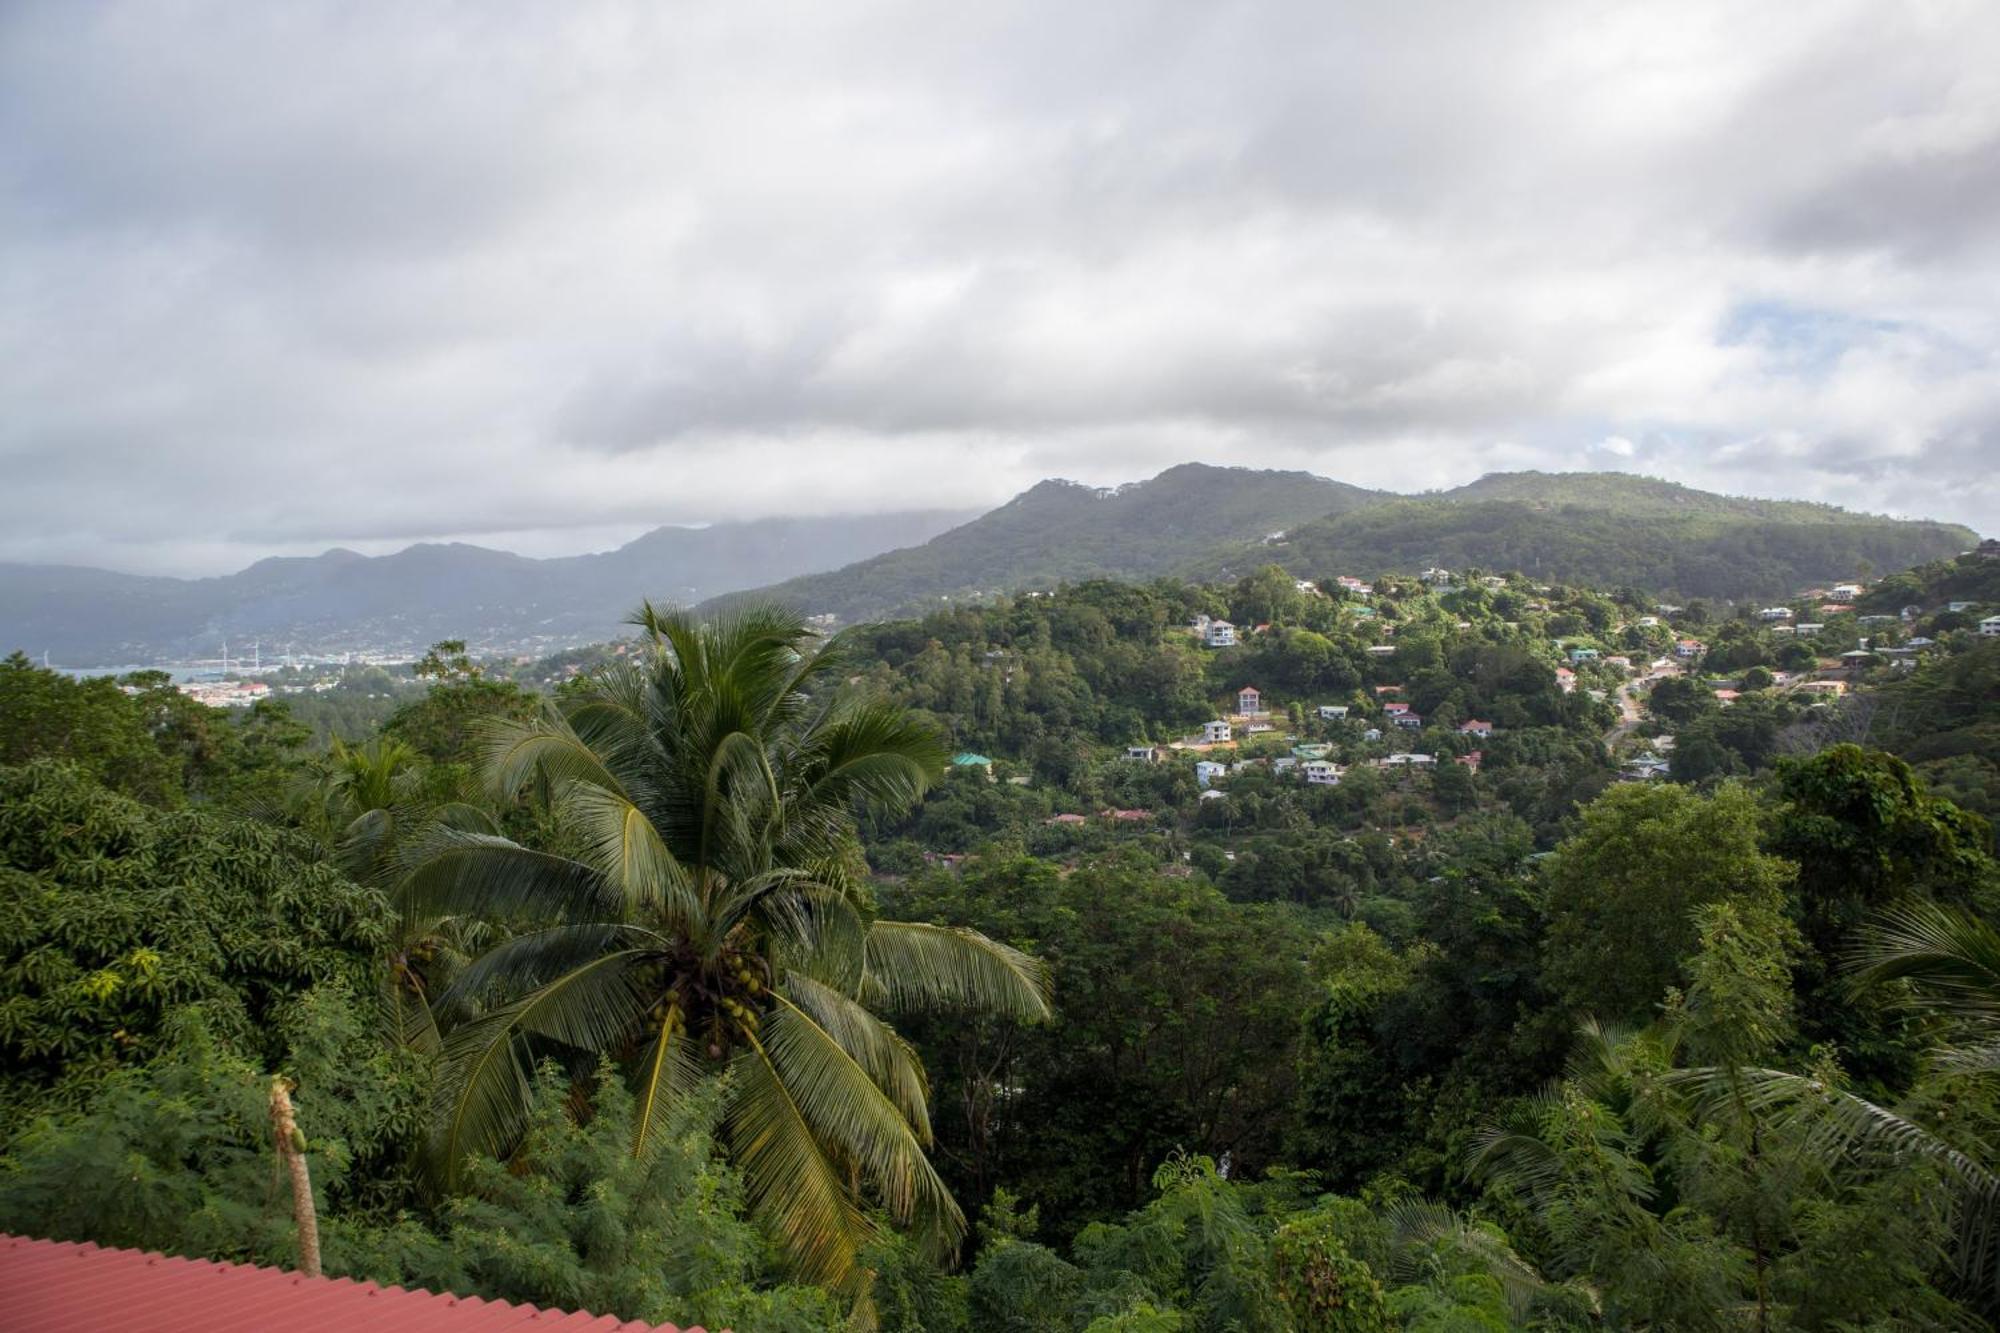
<box><xmin>268</xmin><ymin>1076</ymin><xmax>321</xmax><ymax>1279</ymax></box>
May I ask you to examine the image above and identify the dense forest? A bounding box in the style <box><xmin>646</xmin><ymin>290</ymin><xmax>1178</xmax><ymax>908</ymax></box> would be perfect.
<box><xmin>3</xmin><ymin>544</ymin><xmax>2000</xmax><ymax>1330</ymax></box>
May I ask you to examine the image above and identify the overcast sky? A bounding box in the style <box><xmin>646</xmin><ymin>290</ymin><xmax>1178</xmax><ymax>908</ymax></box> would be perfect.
<box><xmin>4</xmin><ymin>2</ymin><xmax>1996</xmax><ymax>574</ymax></box>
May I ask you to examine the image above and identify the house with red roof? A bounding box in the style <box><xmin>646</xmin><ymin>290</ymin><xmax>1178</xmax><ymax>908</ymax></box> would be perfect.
<box><xmin>0</xmin><ymin>1233</ymin><xmax>709</xmax><ymax>1332</ymax></box>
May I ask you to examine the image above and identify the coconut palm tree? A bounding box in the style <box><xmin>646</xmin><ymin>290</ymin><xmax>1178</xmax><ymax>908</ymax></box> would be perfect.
<box><xmin>400</xmin><ymin>604</ymin><xmax>1050</xmax><ymax>1291</ymax></box>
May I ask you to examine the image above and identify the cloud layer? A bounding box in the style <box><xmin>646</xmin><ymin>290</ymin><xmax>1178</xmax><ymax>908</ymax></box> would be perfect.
<box><xmin>3</xmin><ymin>1</ymin><xmax>1995</xmax><ymax>573</ymax></box>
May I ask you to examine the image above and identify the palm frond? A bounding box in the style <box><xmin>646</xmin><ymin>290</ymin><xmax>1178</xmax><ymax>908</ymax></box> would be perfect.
<box><xmin>759</xmin><ymin>993</ymin><xmax>963</xmax><ymax>1253</ymax></box>
<box><xmin>436</xmin><ymin>923</ymin><xmax>666</xmax><ymax>1015</ymax></box>
<box><xmin>728</xmin><ymin>1031</ymin><xmax>879</xmax><ymax>1288</ymax></box>
<box><xmin>481</xmin><ymin>709</ymin><xmax>632</xmax><ymax>804</ymax></box>
<box><xmin>862</xmin><ymin>920</ymin><xmax>1052</xmax><ymax>1021</ymax></box>
<box><xmin>632</xmin><ymin>1013</ymin><xmax>702</xmax><ymax>1159</ymax></box>
<box><xmin>784</xmin><ymin>972</ymin><xmax>932</xmax><ymax>1140</ymax></box>
<box><xmin>556</xmin><ymin>780</ymin><xmax>701</xmax><ymax>925</ymax></box>
<box><xmin>397</xmin><ymin>829</ymin><xmax>621</xmax><ymax>926</ymax></box>
<box><xmin>1850</xmin><ymin>902</ymin><xmax>2000</xmax><ymax>1024</ymax></box>
<box><xmin>434</xmin><ymin>948</ymin><xmax>657</xmax><ymax>1185</ymax></box>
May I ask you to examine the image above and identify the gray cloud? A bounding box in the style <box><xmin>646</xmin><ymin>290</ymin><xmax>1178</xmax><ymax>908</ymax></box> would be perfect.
<box><xmin>1</xmin><ymin>0</ymin><xmax>1994</xmax><ymax>575</ymax></box>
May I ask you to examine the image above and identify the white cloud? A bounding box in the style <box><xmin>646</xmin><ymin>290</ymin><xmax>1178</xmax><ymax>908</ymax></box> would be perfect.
<box><xmin>0</xmin><ymin>0</ymin><xmax>1994</xmax><ymax>574</ymax></box>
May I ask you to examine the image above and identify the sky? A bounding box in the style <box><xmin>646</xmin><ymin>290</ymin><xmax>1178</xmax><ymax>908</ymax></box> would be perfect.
<box><xmin>3</xmin><ymin>1</ymin><xmax>1996</xmax><ymax>576</ymax></box>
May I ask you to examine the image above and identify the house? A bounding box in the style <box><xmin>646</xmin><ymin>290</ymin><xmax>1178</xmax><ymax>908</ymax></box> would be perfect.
<box><xmin>1983</xmin><ymin>616</ymin><xmax>2000</xmax><ymax>637</ymax></box>
<box><xmin>1046</xmin><ymin>812</ymin><xmax>1090</xmax><ymax>826</ymax></box>
<box><xmin>1675</xmin><ymin>639</ymin><xmax>1705</xmax><ymax>658</ymax></box>
<box><xmin>1237</xmin><ymin>685</ymin><xmax>1264</xmax><ymax>715</ymax></box>
<box><xmin>1635</xmin><ymin>615</ymin><xmax>1660</xmax><ymax>628</ymax></box>
<box><xmin>952</xmin><ymin>752</ymin><xmax>994</xmax><ymax>777</ymax></box>
<box><xmin>1604</xmin><ymin>655</ymin><xmax>1632</xmax><ymax>668</ymax></box>
<box><xmin>1125</xmin><ymin>745</ymin><xmax>1159</xmax><ymax>762</ymax></box>
<box><xmin>1907</xmin><ymin>636</ymin><xmax>1937</xmax><ymax>649</ymax></box>
<box><xmin>1373</xmin><ymin>684</ymin><xmax>1404</xmax><ymax>695</ymax></box>
<box><xmin>1365</xmin><ymin>644</ymin><xmax>1397</xmax><ymax>657</ymax></box>
<box><xmin>1205</xmin><ymin>619</ymin><xmax>1238</xmax><ymax>648</ymax></box>
<box><xmin>1795</xmin><ymin>622</ymin><xmax>1824</xmax><ymax>635</ymax></box>
<box><xmin>1947</xmin><ymin>601</ymin><xmax>1976</xmax><ymax>613</ymax></box>
<box><xmin>1302</xmin><ymin>759</ymin><xmax>1343</xmax><ymax>785</ymax></box>
<box><xmin>1623</xmin><ymin>754</ymin><xmax>1671</xmax><ymax>781</ymax></box>
<box><xmin>1377</xmin><ymin>752</ymin><xmax>1436</xmax><ymax>767</ymax></box>
<box><xmin>1713</xmin><ymin>688</ymin><xmax>1741</xmax><ymax>704</ymax></box>
<box><xmin>1555</xmin><ymin>666</ymin><xmax>1577</xmax><ymax>693</ymax></box>
<box><xmin>1102</xmin><ymin>808</ymin><xmax>1153</xmax><ymax>823</ymax></box>
<box><xmin>1393</xmin><ymin>712</ymin><xmax>1424</xmax><ymax>729</ymax></box>
<box><xmin>1202</xmin><ymin>720</ymin><xmax>1233</xmax><ymax>744</ymax></box>
<box><xmin>1382</xmin><ymin>700</ymin><xmax>1411</xmax><ymax>715</ymax></box>
<box><xmin>0</xmin><ymin>1231</ymin><xmax>703</xmax><ymax>1333</ymax></box>
<box><xmin>1832</xmin><ymin>582</ymin><xmax>1863</xmax><ymax>598</ymax></box>
<box><xmin>1457</xmin><ymin>750</ymin><xmax>1483</xmax><ymax>773</ymax></box>
<box><xmin>1195</xmin><ymin>760</ymin><xmax>1227</xmax><ymax>788</ymax></box>
<box><xmin>1458</xmin><ymin>719</ymin><xmax>1494</xmax><ymax>737</ymax></box>
<box><xmin>1336</xmin><ymin>576</ymin><xmax>1373</xmax><ymax>596</ymax></box>
<box><xmin>1568</xmin><ymin>647</ymin><xmax>1600</xmax><ymax>663</ymax></box>
<box><xmin>1798</xmin><ymin>679</ymin><xmax>1848</xmax><ymax>696</ymax></box>
<box><xmin>1758</xmin><ymin>606</ymin><xmax>1794</xmax><ymax>621</ymax></box>
<box><xmin>1362</xmin><ymin>727</ymin><xmax>1384</xmax><ymax>741</ymax></box>
<box><xmin>1293</xmin><ymin>742</ymin><xmax>1332</xmax><ymax>759</ymax></box>
<box><xmin>1245</xmin><ymin>721</ymin><xmax>1277</xmax><ymax>734</ymax></box>
<box><xmin>1295</xmin><ymin>579</ymin><xmax>1319</xmax><ymax>595</ymax></box>
<box><xmin>1318</xmin><ymin>704</ymin><xmax>1349</xmax><ymax>720</ymax></box>
<box><xmin>1858</xmin><ymin>614</ymin><xmax>1898</xmax><ymax>625</ymax></box>
<box><xmin>1272</xmin><ymin>756</ymin><xmax>1298</xmax><ymax>773</ymax></box>
<box><xmin>1771</xmin><ymin>624</ymin><xmax>1796</xmax><ymax>636</ymax></box>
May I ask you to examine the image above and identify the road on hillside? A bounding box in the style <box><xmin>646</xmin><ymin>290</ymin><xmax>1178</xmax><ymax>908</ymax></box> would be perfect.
<box><xmin>1603</xmin><ymin>666</ymin><xmax>1673</xmax><ymax>751</ymax></box>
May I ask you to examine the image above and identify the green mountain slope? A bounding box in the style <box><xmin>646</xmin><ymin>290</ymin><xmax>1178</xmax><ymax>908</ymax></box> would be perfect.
<box><xmin>1244</xmin><ymin>493</ymin><xmax>1977</xmax><ymax>600</ymax></box>
<box><xmin>706</xmin><ymin>463</ymin><xmax>1380</xmax><ymax>621</ymax></box>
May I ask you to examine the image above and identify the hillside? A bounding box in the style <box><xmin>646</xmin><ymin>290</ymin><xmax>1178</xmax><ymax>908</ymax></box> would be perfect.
<box><xmin>1430</xmin><ymin>470</ymin><xmax>1904</xmax><ymax>524</ymax></box>
<box><xmin>704</xmin><ymin>463</ymin><xmax>1381</xmax><ymax>621</ymax></box>
<box><xmin>0</xmin><ymin>510</ymin><xmax>973</xmax><ymax>664</ymax></box>
<box><xmin>1241</xmin><ymin>495</ymin><xmax>1976</xmax><ymax>601</ymax></box>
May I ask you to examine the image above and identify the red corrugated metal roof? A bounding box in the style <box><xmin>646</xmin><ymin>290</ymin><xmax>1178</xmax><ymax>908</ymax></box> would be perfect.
<box><xmin>0</xmin><ymin>1234</ymin><xmax>712</xmax><ymax>1332</ymax></box>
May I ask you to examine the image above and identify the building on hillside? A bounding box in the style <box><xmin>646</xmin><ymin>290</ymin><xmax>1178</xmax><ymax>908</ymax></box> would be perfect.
<box><xmin>1302</xmin><ymin>759</ymin><xmax>1343</xmax><ymax>785</ymax></box>
<box><xmin>1795</xmin><ymin>622</ymin><xmax>1825</xmax><ymax>634</ymax></box>
<box><xmin>1102</xmin><ymin>808</ymin><xmax>1153</xmax><ymax>823</ymax></box>
<box><xmin>1982</xmin><ymin>616</ymin><xmax>2000</xmax><ymax>637</ymax></box>
<box><xmin>1832</xmin><ymin>582</ymin><xmax>1863</xmax><ymax>598</ymax></box>
<box><xmin>1457</xmin><ymin>750</ymin><xmax>1483</xmax><ymax>773</ymax></box>
<box><xmin>1458</xmin><ymin>719</ymin><xmax>1494</xmax><ymax>737</ymax></box>
<box><xmin>1393</xmin><ymin>712</ymin><xmax>1424</xmax><ymax>729</ymax></box>
<box><xmin>1623</xmin><ymin>754</ymin><xmax>1671</xmax><ymax>781</ymax></box>
<box><xmin>1604</xmin><ymin>655</ymin><xmax>1632</xmax><ymax>668</ymax></box>
<box><xmin>1365</xmin><ymin>644</ymin><xmax>1397</xmax><ymax>657</ymax></box>
<box><xmin>1125</xmin><ymin>745</ymin><xmax>1159</xmax><ymax>762</ymax></box>
<box><xmin>1555</xmin><ymin>666</ymin><xmax>1577</xmax><ymax>693</ymax></box>
<box><xmin>1202</xmin><ymin>719</ymin><xmax>1233</xmax><ymax>744</ymax></box>
<box><xmin>1635</xmin><ymin>615</ymin><xmax>1660</xmax><ymax>627</ymax></box>
<box><xmin>1758</xmin><ymin>606</ymin><xmax>1794</xmax><ymax>621</ymax></box>
<box><xmin>1237</xmin><ymin>685</ymin><xmax>1263</xmax><ymax>715</ymax></box>
<box><xmin>1377</xmin><ymin>752</ymin><xmax>1436</xmax><ymax>767</ymax></box>
<box><xmin>1947</xmin><ymin>601</ymin><xmax>1976</xmax><ymax>613</ymax></box>
<box><xmin>952</xmin><ymin>752</ymin><xmax>994</xmax><ymax>777</ymax></box>
<box><xmin>1272</xmin><ymin>756</ymin><xmax>1297</xmax><ymax>773</ymax></box>
<box><xmin>1194</xmin><ymin>760</ymin><xmax>1227</xmax><ymax>788</ymax></box>
<box><xmin>1046</xmin><ymin>812</ymin><xmax>1090</xmax><ymax>826</ymax></box>
<box><xmin>1205</xmin><ymin>619</ymin><xmax>1238</xmax><ymax>648</ymax></box>
<box><xmin>1382</xmin><ymin>700</ymin><xmax>1411</xmax><ymax>715</ymax></box>
<box><xmin>1675</xmin><ymin>639</ymin><xmax>1705</xmax><ymax>658</ymax></box>
<box><xmin>1293</xmin><ymin>742</ymin><xmax>1332</xmax><ymax>759</ymax></box>
<box><xmin>1568</xmin><ymin>647</ymin><xmax>1600</xmax><ymax>663</ymax></box>
<box><xmin>1362</xmin><ymin>727</ymin><xmax>1384</xmax><ymax>741</ymax></box>
<box><xmin>1317</xmin><ymin>704</ymin><xmax>1349</xmax><ymax>720</ymax></box>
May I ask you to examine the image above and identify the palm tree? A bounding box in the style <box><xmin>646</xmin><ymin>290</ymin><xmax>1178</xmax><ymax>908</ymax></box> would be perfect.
<box><xmin>400</xmin><ymin>605</ymin><xmax>1050</xmax><ymax>1291</ymax></box>
<box><xmin>1671</xmin><ymin>901</ymin><xmax>2000</xmax><ymax>1311</ymax></box>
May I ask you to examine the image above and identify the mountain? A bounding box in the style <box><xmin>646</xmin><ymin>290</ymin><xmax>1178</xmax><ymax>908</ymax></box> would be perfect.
<box><xmin>1229</xmin><ymin>475</ymin><xmax>1978</xmax><ymax>600</ymax></box>
<box><xmin>719</xmin><ymin>468</ymin><xmax>1980</xmax><ymax>620</ymax></box>
<box><xmin>0</xmin><ymin>510</ymin><xmax>974</xmax><ymax>665</ymax></box>
<box><xmin>702</xmin><ymin>463</ymin><xmax>1383</xmax><ymax>623</ymax></box>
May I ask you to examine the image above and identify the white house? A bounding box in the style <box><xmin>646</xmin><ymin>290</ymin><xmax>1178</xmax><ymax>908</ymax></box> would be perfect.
<box><xmin>1758</xmin><ymin>607</ymin><xmax>1794</xmax><ymax>621</ymax></box>
<box><xmin>1272</xmin><ymin>756</ymin><xmax>1298</xmax><ymax>773</ymax></box>
<box><xmin>1555</xmin><ymin>667</ymin><xmax>1577</xmax><ymax>694</ymax></box>
<box><xmin>1365</xmin><ymin>644</ymin><xmax>1397</xmax><ymax>657</ymax></box>
<box><xmin>1317</xmin><ymin>704</ymin><xmax>1349</xmax><ymax>720</ymax></box>
<box><xmin>1981</xmin><ymin>616</ymin><xmax>2000</xmax><ymax>637</ymax></box>
<box><xmin>1205</xmin><ymin>620</ymin><xmax>1238</xmax><ymax>648</ymax></box>
<box><xmin>1194</xmin><ymin>760</ymin><xmax>1227</xmax><ymax>788</ymax></box>
<box><xmin>1378</xmin><ymin>752</ymin><xmax>1436</xmax><ymax>767</ymax></box>
<box><xmin>1302</xmin><ymin>760</ymin><xmax>1343</xmax><ymax>786</ymax></box>
<box><xmin>1199</xmin><ymin>788</ymin><xmax>1226</xmax><ymax>801</ymax></box>
<box><xmin>1568</xmin><ymin>647</ymin><xmax>1600</xmax><ymax>663</ymax></box>
<box><xmin>1393</xmin><ymin>712</ymin><xmax>1424</xmax><ymax>729</ymax></box>
<box><xmin>1202</xmin><ymin>720</ymin><xmax>1232</xmax><ymax>744</ymax></box>
<box><xmin>1458</xmin><ymin>720</ymin><xmax>1494</xmax><ymax>737</ymax></box>
<box><xmin>1832</xmin><ymin>582</ymin><xmax>1863</xmax><ymax>598</ymax></box>
<box><xmin>1947</xmin><ymin>601</ymin><xmax>1976</xmax><ymax>613</ymax></box>
<box><xmin>1796</xmin><ymin>622</ymin><xmax>1825</xmax><ymax>635</ymax></box>
<box><xmin>1635</xmin><ymin>616</ymin><xmax>1660</xmax><ymax>628</ymax></box>
<box><xmin>1623</xmin><ymin>754</ymin><xmax>1671</xmax><ymax>781</ymax></box>
<box><xmin>1125</xmin><ymin>745</ymin><xmax>1159</xmax><ymax>763</ymax></box>
<box><xmin>1675</xmin><ymin>639</ymin><xmax>1706</xmax><ymax>658</ymax></box>
<box><xmin>1362</xmin><ymin>727</ymin><xmax>1384</xmax><ymax>741</ymax></box>
<box><xmin>1237</xmin><ymin>685</ymin><xmax>1264</xmax><ymax>716</ymax></box>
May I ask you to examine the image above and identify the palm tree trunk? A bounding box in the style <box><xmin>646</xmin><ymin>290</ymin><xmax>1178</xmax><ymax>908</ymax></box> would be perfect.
<box><xmin>268</xmin><ymin>1076</ymin><xmax>321</xmax><ymax>1279</ymax></box>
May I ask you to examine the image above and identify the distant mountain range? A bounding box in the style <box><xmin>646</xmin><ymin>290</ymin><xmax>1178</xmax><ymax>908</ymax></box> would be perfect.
<box><xmin>713</xmin><ymin>466</ymin><xmax>1980</xmax><ymax>621</ymax></box>
<box><xmin>4</xmin><ymin>466</ymin><xmax>1980</xmax><ymax>664</ymax></box>
<box><xmin>0</xmin><ymin>511</ymin><xmax>973</xmax><ymax>665</ymax></box>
